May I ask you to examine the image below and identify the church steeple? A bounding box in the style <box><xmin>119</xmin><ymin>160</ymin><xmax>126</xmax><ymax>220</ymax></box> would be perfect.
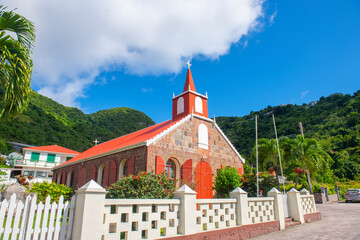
<box><xmin>172</xmin><ymin>62</ymin><xmax>208</xmax><ymax>120</ymax></box>
<box><xmin>183</xmin><ymin>69</ymin><xmax>197</xmax><ymax>92</ymax></box>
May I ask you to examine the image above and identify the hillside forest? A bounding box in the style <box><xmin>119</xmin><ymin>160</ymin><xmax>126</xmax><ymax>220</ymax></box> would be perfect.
<box><xmin>216</xmin><ymin>90</ymin><xmax>360</xmax><ymax>188</ymax></box>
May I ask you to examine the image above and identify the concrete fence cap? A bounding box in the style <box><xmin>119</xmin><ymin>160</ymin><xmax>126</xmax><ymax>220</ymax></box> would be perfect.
<box><xmin>268</xmin><ymin>187</ymin><xmax>281</xmax><ymax>194</ymax></box>
<box><xmin>288</xmin><ymin>188</ymin><xmax>299</xmax><ymax>193</ymax></box>
<box><xmin>231</xmin><ymin>187</ymin><xmax>247</xmax><ymax>194</ymax></box>
<box><xmin>174</xmin><ymin>184</ymin><xmax>197</xmax><ymax>195</ymax></box>
<box><xmin>77</xmin><ymin>180</ymin><xmax>106</xmax><ymax>193</ymax></box>
<box><xmin>300</xmin><ymin>188</ymin><xmax>309</xmax><ymax>194</ymax></box>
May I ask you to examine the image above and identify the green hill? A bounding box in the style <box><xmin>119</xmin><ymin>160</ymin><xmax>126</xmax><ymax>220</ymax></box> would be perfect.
<box><xmin>0</xmin><ymin>90</ymin><xmax>155</xmax><ymax>152</ymax></box>
<box><xmin>216</xmin><ymin>90</ymin><xmax>360</xmax><ymax>180</ymax></box>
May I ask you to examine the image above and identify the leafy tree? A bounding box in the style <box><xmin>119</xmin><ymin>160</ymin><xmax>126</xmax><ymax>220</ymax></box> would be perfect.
<box><xmin>286</xmin><ymin>135</ymin><xmax>332</xmax><ymax>192</ymax></box>
<box><xmin>240</xmin><ymin>173</ymin><xmax>277</xmax><ymax>197</ymax></box>
<box><xmin>252</xmin><ymin>138</ymin><xmax>284</xmax><ymax>191</ymax></box>
<box><xmin>0</xmin><ymin>5</ymin><xmax>35</xmax><ymax>120</ymax></box>
<box><xmin>29</xmin><ymin>181</ymin><xmax>74</xmax><ymax>203</ymax></box>
<box><xmin>213</xmin><ymin>167</ymin><xmax>242</xmax><ymax>198</ymax></box>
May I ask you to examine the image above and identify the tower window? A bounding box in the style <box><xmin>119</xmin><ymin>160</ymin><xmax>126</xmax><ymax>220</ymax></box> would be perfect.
<box><xmin>198</xmin><ymin>124</ymin><xmax>208</xmax><ymax>149</ymax></box>
<box><xmin>195</xmin><ymin>97</ymin><xmax>203</xmax><ymax>113</ymax></box>
<box><xmin>177</xmin><ymin>97</ymin><xmax>184</xmax><ymax>114</ymax></box>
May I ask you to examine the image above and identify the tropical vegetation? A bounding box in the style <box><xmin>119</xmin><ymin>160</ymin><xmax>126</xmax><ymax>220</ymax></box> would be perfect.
<box><xmin>0</xmin><ymin>5</ymin><xmax>35</xmax><ymax>120</ymax></box>
<box><xmin>213</xmin><ymin>167</ymin><xmax>242</xmax><ymax>198</ymax></box>
<box><xmin>106</xmin><ymin>172</ymin><xmax>176</xmax><ymax>199</ymax></box>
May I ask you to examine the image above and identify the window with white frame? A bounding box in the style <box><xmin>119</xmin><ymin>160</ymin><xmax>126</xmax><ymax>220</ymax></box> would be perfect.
<box><xmin>195</xmin><ymin>96</ymin><xmax>203</xmax><ymax>113</ymax></box>
<box><xmin>198</xmin><ymin>124</ymin><xmax>208</xmax><ymax>149</ymax></box>
<box><xmin>177</xmin><ymin>97</ymin><xmax>184</xmax><ymax>114</ymax></box>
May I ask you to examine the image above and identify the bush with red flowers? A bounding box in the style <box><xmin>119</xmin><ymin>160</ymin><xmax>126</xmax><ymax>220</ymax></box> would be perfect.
<box><xmin>106</xmin><ymin>172</ymin><xmax>176</xmax><ymax>199</ymax></box>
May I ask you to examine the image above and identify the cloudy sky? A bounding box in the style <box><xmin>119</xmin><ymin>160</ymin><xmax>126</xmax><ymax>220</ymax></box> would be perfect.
<box><xmin>3</xmin><ymin>0</ymin><xmax>360</xmax><ymax>123</ymax></box>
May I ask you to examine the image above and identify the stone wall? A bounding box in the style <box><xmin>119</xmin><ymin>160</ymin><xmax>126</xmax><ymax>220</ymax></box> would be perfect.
<box><xmin>148</xmin><ymin>117</ymin><xmax>243</xmax><ymax>182</ymax></box>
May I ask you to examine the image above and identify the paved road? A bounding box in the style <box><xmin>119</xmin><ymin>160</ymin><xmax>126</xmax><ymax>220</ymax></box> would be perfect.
<box><xmin>252</xmin><ymin>202</ymin><xmax>360</xmax><ymax>240</ymax></box>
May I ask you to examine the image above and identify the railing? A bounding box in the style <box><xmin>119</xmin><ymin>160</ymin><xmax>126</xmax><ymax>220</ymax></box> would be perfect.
<box><xmin>0</xmin><ymin>194</ymin><xmax>75</xmax><ymax>240</ymax></box>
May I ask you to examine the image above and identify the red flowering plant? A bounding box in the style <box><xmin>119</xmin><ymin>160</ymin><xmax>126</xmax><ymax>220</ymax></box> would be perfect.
<box><xmin>106</xmin><ymin>172</ymin><xmax>176</xmax><ymax>199</ymax></box>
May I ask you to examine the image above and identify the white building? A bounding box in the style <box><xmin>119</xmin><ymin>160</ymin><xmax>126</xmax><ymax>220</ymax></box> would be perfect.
<box><xmin>1</xmin><ymin>145</ymin><xmax>80</xmax><ymax>185</ymax></box>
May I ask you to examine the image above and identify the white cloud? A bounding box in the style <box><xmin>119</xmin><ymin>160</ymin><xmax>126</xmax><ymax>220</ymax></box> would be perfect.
<box><xmin>141</xmin><ymin>88</ymin><xmax>153</xmax><ymax>93</ymax></box>
<box><xmin>4</xmin><ymin>0</ymin><xmax>264</xmax><ymax>107</ymax></box>
<box><xmin>269</xmin><ymin>10</ymin><xmax>277</xmax><ymax>25</ymax></box>
<box><xmin>301</xmin><ymin>90</ymin><xmax>310</xmax><ymax>98</ymax></box>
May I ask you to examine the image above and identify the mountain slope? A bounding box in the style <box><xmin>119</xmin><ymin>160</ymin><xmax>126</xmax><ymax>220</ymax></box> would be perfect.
<box><xmin>0</xmin><ymin>90</ymin><xmax>155</xmax><ymax>152</ymax></box>
<box><xmin>216</xmin><ymin>90</ymin><xmax>360</xmax><ymax>179</ymax></box>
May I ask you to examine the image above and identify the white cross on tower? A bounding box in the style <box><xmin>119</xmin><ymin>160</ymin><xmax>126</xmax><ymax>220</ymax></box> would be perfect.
<box><xmin>186</xmin><ymin>60</ymin><xmax>191</xmax><ymax>69</ymax></box>
<box><xmin>93</xmin><ymin>139</ymin><xmax>99</xmax><ymax>146</ymax></box>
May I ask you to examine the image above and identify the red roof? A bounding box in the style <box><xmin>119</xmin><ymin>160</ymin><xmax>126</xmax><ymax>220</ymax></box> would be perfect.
<box><xmin>24</xmin><ymin>145</ymin><xmax>80</xmax><ymax>155</ymax></box>
<box><xmin>183</xmin><ymin>69</ymin><xmax>196</xmax><ymax>92</ymax></box>
<box><xmin>58</xmin><ymin>117</ymin><xmax>183</xmax><ymax>167</ymax></box>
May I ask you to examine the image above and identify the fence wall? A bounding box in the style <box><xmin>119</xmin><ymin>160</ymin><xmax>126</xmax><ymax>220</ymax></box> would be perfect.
<box><xmin>0</xmin><ymin>181</ymin><xmax>318</xmax><ymax>240</ymax></box>
<box><xmin>72</xmin><ymin>181</ymin><xmax>318</xmax><ymax>240</ymax></box>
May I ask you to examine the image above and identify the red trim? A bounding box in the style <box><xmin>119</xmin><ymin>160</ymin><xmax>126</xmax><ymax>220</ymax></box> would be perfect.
<box><xmin>237</xmin><ymin>166</ymin><xmax>244</xmax><ymax>175</ymax></box>
<box><xmin>90</xmin><ymin>165</ymin><xmax>97</xmax><ymax>181</ymax></box>
<box><xmin>155</xmin><ymin>155</ymin><xmax>165</xmax><ymax>174</ymax></box>
<box><xmin>182</xmin><ymin>159</ymin><xmax>192</xmax><ymax>185</ymax></box>
<box><xmin>78</xmin><ymin>168</ymin><xmax>87</xmax><ymax>188</ymax></box>
<box><xmin>128</xmin><ymin>157</ymin><xmax>135</xmax><ymax>175</ymax></box>
<box><xmin>103</xmin><ymin>161</ymin><xmax>110</xmax><ymax>186</ymax></box>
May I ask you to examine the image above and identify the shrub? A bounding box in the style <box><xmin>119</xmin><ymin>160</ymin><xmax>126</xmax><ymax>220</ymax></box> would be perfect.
<box><xmin>106</xmin><ymin>172</ymin><xmax>176</xmax><ymax>199</ymax></box>
<box><xmin>29</xmin><ymin>181</ymin><xmax>74</xmax><ymax>203</ymax></box>
<box><xmin>240</xmin><ymin>173</ymin><xmax>277</xmax><ymax>197</ymax></box>
<box><xmin>213</xmin><ymin>167</ymin><xmax>242</xmax><ymax>198</ymax></box>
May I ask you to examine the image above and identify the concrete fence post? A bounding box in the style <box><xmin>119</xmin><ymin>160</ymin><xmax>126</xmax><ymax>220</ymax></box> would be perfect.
<box><xmin>72</xmin><ymin>180</ymin><xmax>107</xmax><ymax>240</ymax></box>
<box><xmin>300</xmin><ymin>188</ymin><xmax>310</xmax><ymax>195</ymax></box>
<box><xmin>268</xmin><ymin>187</ymin><xmax>285</xmax><ymax>230</ymax></box>
<box><xmin>230</xmin><ymin>187</ymin><xmax>250</xmax><ymax>226</ymax></box>
<box><xmin>174</xmin><ymin>184</ymin><xmax>197</xmax><ymax>235</ymax></box>
<box><xmin>287</xmin><ymin>188</ymin><xmax>304</xmax><ymax>223</ymax></box>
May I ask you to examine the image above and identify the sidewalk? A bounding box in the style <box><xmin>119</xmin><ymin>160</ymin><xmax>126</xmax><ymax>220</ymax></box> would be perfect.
<box><xmin>251</xmin><ymin>202</ymin><xmax>360</xmax><ymax>240</ymax></box>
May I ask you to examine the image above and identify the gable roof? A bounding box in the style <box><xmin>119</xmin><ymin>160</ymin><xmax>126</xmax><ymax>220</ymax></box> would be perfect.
<box><xmin>23</xmin><ymin>145</ymin><xmax>80</xmax><ymax>155</ymax></box>
<box><xmin>55</xmin><ymin>116</ymin><xmax>187</xmax><ymax>168</ymax></box>
<box><xmin>55</xmin><ymin>114</ymin><xmax>245</xmax><ymax>169</ymax></box>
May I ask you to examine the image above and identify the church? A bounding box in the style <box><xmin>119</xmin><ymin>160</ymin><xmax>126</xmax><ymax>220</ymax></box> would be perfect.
<box><xmin>53</xmin><ymin>65</ymin><xmax>245</xmax><ymax>198</ymax></box>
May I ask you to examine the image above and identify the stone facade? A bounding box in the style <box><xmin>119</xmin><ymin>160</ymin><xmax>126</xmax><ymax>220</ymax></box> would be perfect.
<box><xmin>148</xmin><ymin>117</ymin><xmax>243</xmax><ymax>185</ymax></box>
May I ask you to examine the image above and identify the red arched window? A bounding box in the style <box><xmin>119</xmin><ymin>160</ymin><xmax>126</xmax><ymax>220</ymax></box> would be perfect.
<box><xmin>165</xmin><ymin>160</ymin><xmax>176</xmax><ymax>179</ymax></box>
<box><xmin>123</xmin><ymin>161</ymin><xmax>128</xmax><ymax>176</ymax></box>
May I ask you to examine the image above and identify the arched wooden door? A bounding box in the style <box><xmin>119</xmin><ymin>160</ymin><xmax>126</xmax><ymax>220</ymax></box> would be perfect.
<box><xmin>195</xmin><ymin>161</ymin><xmax>213</xmax><ymax>199</ymax></box>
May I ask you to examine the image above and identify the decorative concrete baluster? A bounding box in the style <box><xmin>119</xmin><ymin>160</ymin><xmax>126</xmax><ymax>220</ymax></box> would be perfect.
<box><xmin>300</xmin><ymin>188</ymin><xmax>317</xmax><ymax>213</ymax></box>
<box><xmin>174</xmin><ymin>185</ymin><xmax>197</xmax><ymax>235</ymax></box>
<box><xmin>268</xmin><ymin>187</ymin><xmax>285</xmax><ymax>230</ymax></box>
<box><xmin>72</xmin><ymin>180</ymin><xmax>107</xmax><ymax>240</ymax></box>
<box><xmin>230</xmin><ymin>187</ymin><xmax>250</xmax><ymax>226</ymax></box>
<box><xmin>287</xmin><ymin>188</ymin><xmax>304</xmax><ymax>223</ymax></box>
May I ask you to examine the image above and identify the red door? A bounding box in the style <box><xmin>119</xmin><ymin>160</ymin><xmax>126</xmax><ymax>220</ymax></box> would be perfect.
<box><xmin>195</xmin><ymin>161</ymin><xmax>213</xmax><ymax>199</ymax></box>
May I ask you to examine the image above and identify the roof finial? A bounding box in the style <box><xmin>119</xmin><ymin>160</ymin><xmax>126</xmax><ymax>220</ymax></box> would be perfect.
<box><xmin>186</xmin><ymin>60</ymin><xmax>191</xmax><ymax>69</ymax></box>
<box><xmin>93</xmin><ymin>139</ymin><xmax>99</xmax><ymax>146</ymax></box>
<box><xmin>173</xmin><ymin>92</ymin><xmax>175</xmax><ymax>98</ymax></box>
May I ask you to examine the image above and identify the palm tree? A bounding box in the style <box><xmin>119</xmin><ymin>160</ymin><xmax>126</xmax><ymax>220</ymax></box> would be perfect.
<box><xmin>0</xmin><ymin>5</ymin><xmax>35</xmax><ymax>120</ymax></box>
<box><xmin>288</xmin><ymin>135</ymin><xmax>331</xmax><ymax>193</ymax></box>
<box><xmin>255</xmin><ymin>138</ymin><xmax>284</xmax><ymax>191</ymax></box>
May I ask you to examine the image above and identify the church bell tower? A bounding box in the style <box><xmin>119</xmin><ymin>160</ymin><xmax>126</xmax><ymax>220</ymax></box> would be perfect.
<box><xmin>172</xmin><ymin>62</ymin><xmax>208</xmax><ymax>120</ymax></box>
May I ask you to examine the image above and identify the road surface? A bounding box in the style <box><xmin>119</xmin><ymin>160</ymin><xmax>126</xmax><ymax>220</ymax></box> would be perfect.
<box><xmin>252</xmin><ymin>202</ymin><xmax>360</xmax><ymax>240</ymax></box>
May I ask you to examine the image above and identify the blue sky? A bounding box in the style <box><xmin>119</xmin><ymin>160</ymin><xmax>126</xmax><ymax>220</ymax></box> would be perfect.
<box><xmin>6</xmin><ymin>0</ymin><xmax>360</xmax><ymax>123</ymax></box>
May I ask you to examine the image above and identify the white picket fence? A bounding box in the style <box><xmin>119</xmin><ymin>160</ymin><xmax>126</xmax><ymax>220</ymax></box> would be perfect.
<box><xmin>0</xmin><ymin>194</ymin><xmax>76</xmax><ymax>240</ymax></box>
